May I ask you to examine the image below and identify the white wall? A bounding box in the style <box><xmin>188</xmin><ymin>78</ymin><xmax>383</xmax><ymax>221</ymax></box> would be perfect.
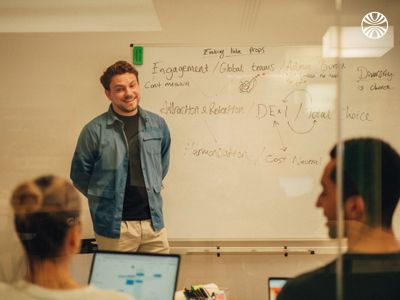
<box><xmin>1</xmin><ymin>1</ymin><xmax>399</xmax><ymax>299</ymax></box>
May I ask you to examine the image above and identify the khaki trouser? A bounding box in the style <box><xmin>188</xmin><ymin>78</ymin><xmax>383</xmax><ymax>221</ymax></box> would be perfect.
<box><xmin>95</xmin><ymin>219</ymin><xmax>169</xmax><ymax>253</ymax></box>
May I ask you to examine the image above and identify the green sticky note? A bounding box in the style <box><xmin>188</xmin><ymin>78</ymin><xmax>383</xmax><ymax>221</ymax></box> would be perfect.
<box><xmin>133</xmin><ymin>46</ymin><xmax>143</xmax><ymax>65</ymax></box>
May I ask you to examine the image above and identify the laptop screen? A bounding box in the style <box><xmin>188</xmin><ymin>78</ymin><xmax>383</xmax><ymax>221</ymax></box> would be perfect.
<box><xmin>88</xmin><ymin>251</ymin><xmax>180</xmax><ymax>300</ymax></box>
<box><xmin>268</xmin><ymin>277</ymin><xmax>289</xmax><ymax>300</ymax></box>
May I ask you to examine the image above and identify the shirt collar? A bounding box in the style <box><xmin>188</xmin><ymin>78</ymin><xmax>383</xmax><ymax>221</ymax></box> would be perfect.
<box><xmin>106</xmin><ymin>105</ymin><xmax>148</xmax><ymax>127</ymax></box>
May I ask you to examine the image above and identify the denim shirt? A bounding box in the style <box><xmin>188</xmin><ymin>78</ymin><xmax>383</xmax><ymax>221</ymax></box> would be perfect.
<box><xmin>70</xmin><ymin>106</ymin><xmax>171</xmax><ymax>238</ymax></box>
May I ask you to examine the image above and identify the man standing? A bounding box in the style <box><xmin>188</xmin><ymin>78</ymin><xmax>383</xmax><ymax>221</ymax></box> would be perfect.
<box><xmin>71</xmin><ymin>61</ymin><xmax>171</xmax><ymax>253</ymax></box>
<box><xmin>278</xmin><ymin>138</ymin><xmax>400</xmax><ymax>300</ymax></box>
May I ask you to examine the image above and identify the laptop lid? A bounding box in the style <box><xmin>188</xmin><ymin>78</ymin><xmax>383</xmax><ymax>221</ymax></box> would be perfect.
<box><xmin>268</xmin><ymin>277</ymin><xmax>289</xmax><ymax>300</ymax></box>
<box><xmin>88</xmin><ymin>251</ymin><xmax>180</xmax><ymax>300</ymax></box>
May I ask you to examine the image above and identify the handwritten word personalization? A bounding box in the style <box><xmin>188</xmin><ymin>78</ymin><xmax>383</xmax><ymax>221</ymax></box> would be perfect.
<box><xmin>189</xmin><ymin>144</ymin><xmax>249</xmax><ymax>160</ymax></box>
<box><xmin>152</xmin><ymin>61</ymin><xmax>209</xmax><ymax>80</ymax></box>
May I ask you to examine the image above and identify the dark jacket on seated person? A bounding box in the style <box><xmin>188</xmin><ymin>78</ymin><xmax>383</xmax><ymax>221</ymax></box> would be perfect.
<box><xmin>278</xmin><ymin>252</ymin><xmax>400</xmax><ymax>300</ymax></box>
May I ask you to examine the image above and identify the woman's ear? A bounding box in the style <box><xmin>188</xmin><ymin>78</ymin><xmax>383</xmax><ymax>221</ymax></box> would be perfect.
<box><xmin>344</xmin><ymin>195</ymin><xmax>366</xmax><ymax>222</ymax></box>
<box><xmin>64</xmin><ymin>224</ymin><xmax>82</xmax><ymax>255</ymax></box>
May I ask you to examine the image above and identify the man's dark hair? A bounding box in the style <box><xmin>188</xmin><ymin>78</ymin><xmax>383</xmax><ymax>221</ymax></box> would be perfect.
<box><xmin>330</xmin><ymin>138</ymin><xmax>400</xmax><ymax>228</ymax></box>
<box><xmin>100</xmin><ymin>60</ymin><xmax>139</xmax><ymax>90</ymax></box>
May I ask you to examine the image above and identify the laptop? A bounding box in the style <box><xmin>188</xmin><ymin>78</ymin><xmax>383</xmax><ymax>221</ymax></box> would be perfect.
<box><xmin>268</xmin><ymin>277</ymin><xmax>289</xmax><ymax>300</ymax></box>
<box><xmin>88</xmin><ymin>251</ymin><xmax>180</xmax><ymax>300</ymax></box>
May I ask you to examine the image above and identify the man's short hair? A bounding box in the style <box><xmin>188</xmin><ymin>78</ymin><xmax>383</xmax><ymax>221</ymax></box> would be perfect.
<box><xmin>100</xmin><ymin>60</ymin><xmax>139</xmax><ymax>90</ymax></box>
<box><xmin>330</xmin><ymin>138</ymin><xmax>400</xmax><ymax>228</ymax></box>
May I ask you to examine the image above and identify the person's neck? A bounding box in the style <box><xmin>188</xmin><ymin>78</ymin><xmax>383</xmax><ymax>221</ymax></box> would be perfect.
<box><xmin>112</xmin><ymin>106</ymin><xmax>139</xmax><ymax>117</ymax></box>
<box><xmin>27</xmin><ymin>257</ymin><xmax>81</xmax><ymax>289</ymax></box>
<box><xmin>347</xmin><ymin>223</ymin><xmax>400</xmax><ymax>253</ymax></box>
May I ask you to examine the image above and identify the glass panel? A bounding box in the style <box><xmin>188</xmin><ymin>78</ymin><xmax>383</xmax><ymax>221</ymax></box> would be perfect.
<box><xmin>337</xmin><ymin>1</ymin><xmax>400</xmax><ymax>300</ymax></box>
<box><xmin>6</xmin><ymin>1</ymin><xmax>400</xmax><ymax>300</ymax></box>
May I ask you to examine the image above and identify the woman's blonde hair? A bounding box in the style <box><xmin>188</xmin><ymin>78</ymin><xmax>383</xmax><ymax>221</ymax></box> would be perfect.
<box><xmin>11</xmin><ymin>175</ymin><xmax>81</xmax><ymax>260</ymax></box>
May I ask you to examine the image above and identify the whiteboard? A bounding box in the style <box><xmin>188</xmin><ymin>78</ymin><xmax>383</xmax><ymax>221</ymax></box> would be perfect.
<box><xmin>134</xmin><ymin>45</ymin><xmax>400</xmax><ymax>240</ymax></box>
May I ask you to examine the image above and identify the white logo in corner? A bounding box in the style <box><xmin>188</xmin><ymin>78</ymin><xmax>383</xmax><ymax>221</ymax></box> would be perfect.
<box><xmin>361</xmin><ymin>12</ymin><xmax>388</xmax><ymax>39</ymax></box>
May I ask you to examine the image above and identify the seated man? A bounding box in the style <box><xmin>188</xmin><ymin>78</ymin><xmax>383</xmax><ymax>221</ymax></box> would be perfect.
<box><xmin>278</xmin><ymin>138</ymin><xmax>400</xmax><ymax>300</ymax></box>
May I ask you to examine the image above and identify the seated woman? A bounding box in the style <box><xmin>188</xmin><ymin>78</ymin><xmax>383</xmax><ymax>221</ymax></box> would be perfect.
<box><xmin>0</xmin><ymin>175</ymin><xmax>133</xmax><ymax>300</ymax></box>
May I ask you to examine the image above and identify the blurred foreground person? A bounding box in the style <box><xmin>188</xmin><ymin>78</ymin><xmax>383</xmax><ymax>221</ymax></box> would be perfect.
<box><xmin>0</xmin><ymin>175</ymin><xmax>133</xmax><ymax>300</ymax></box>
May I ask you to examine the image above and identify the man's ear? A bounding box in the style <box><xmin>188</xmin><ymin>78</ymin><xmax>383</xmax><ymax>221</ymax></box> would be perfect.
<box><xmin>344</xmin><ymin>195</ymin><xmax>366</xmax><ymax>221</ymax></box>
<box><xmin>104</xmin><ymin>89</ymin><xmax>111</xmax><ymax>101</ymax></box>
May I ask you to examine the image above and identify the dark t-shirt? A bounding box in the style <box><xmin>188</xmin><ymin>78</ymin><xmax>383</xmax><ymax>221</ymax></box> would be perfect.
<box><xmin>278</xmin><ymin>252</ymin><xmax>400</xmax><ymax>300</ymax></box>
<box><xmin>114</xmin><ymin>110</ymin><xmax>150</xmax><ymax>220</ymax></box>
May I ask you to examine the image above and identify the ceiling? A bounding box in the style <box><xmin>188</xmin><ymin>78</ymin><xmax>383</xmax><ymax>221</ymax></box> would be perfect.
<box><xmin>0</xmin><ymin>0</ymin><xmax>398</xmax><ymax>44</ymax></box>
<box><xmin>0</xmin><ymin>0</ymin><xmax>161</xmax><ymax>32</ymax></box>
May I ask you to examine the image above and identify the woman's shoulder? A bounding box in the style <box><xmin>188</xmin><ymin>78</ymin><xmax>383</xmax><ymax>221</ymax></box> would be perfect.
<box><xmin>0</xmin><ymin>281</ymin><xmax>31</xmax><ymax>300</ymax></box>
<box><xmin>0</xmin><ymin>281</ymin><xmax>13</xmax><ymax>292</ymax></box>
<box><xmin>85</xmin><ymin>285</ymin><xmax>134</xmax><ymax>300</ymax></box>
<box><xmin>0</xmin><ymin>280</ymin><xmax>133</xmax><ymax>300</ymax></box>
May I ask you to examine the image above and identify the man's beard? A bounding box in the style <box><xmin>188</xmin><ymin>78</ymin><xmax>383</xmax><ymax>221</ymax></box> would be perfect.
<box><xmin>328</xmin><ymin>220</ymin><xmax>347</xmax><ymax>239</ymax></box>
